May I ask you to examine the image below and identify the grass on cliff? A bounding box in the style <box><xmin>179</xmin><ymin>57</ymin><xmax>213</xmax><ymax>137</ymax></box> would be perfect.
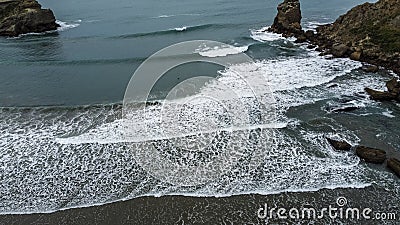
<box><xmin>373</xmin><ymin>26</ymin><xmax>400</xmax><ymax>53</ymax></box>
<box><xmin>350</xmin><ymin>20</ymin><xmax>400</xmax><ymax>53</ymax></box>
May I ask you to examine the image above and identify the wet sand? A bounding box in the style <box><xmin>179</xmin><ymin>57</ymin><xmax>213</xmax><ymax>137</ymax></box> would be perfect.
<box><xmin>1</xmin><ymin>185</ymin><xmax>398</xmax><ymax>225</ymax></box>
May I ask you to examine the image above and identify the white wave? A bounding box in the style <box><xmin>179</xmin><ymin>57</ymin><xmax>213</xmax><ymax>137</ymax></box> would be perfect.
<box><xmin>1</xmin><ymin>42</ymin><xmax>399</xmax><ymax>213</ymax></box>
<box><xmin>382</xmin><ymin>109</ymin><xmax>395</xmax><ymax>118</ymax></box>
<box><xmin>153</xmin><ymin>13</ymin><xmax>201</xmax><ymax>18</ymax></box>
<box><xmin>174</xmin><ymin>26</ymin><xmax>187</xmax><ymax>32</ymax></box>
<box><xmin>5</xmin><ymin>20</ymin><xmax>79</xmax><ymax>38</ymax></box>
<box><xmin>303</xmin><ymin>21</ymin><xmax>326</xmax><ymax>31</ymax></box>
<box><xmin>56</xmin><ymin>20</ymin><xmax>80</xmax><ymax>32</ymax></box>
<box><xmin>250</xmin><ymin>26</ymin><xmax>285</xmax><ymax>42</ymax></box>
<box><xmin>1</xmin><ymin>182</ymin><xmax>371</xmax><ymax>215</ymax></box>
<box><xmin>195</xmin><ymin>45</ymin><xmax>249</xmax><ymax>57</ymax></box>
<box><xmin>158</xmin><ymin>15</ymin><xmax>172</xmax><ymax>18</ymax></box>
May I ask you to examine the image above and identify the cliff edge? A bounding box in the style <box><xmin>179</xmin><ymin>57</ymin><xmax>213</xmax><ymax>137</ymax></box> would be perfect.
<box><xmin>270</xmin><ymin>0</ymin><xmax>400</xmax><ymax>74</ymax></box>
<box><xmin>315</xmin><ymin>0</ymin><xmax>400</xmax><ymax>74</ymax></box>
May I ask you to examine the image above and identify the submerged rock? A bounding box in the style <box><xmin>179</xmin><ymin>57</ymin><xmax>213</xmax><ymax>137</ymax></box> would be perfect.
<box><xmin>0</xmin><ymin>0</ymin><xmax>58</xmax><ymax>37</ymax></box>
<box><xmin>386</xmin><ymin>77</ymin><xmax>400</xmax><ymax>95</ymax></box>
<box><xmin>268</xmin><ymin>0</ymin><xmax>303</xmax><ymax>37</ymax></box>
<box><xmin>356</xmin><ymin>146</ymin><xmax>386</xmax><ymax>164</ymax></box>
<box><xmin>365</xmin><ymin>78</ymin><xmax>400</xmax><ymax>102</ymax></box>
<box><xmin>387</xmin><ymin>158</ymin><xmax>400</xmax><ymax>178</ymax></box>
<box><xmin>326</xmin><ymin>137</ymin><xmax>352</xmax><ymax>151</ymax></box>
<box><xmin>362</xmin><ymin>65</ymin><xmax>379</xmax><ymax>73</ymax></box>
<box><xmin>365</xmin><ymin>88</ymin><xmax>396</xmax><ymax>101</ymax></box>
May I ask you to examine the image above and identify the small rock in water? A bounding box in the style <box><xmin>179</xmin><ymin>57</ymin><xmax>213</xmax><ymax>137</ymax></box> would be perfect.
<box><xmin>365</xmin><ymin>88</ymin><xmax>396</xmax><ymax>101</ymax></box>
<box><xmin>362</xmin><ymin>65</ymin><xmax>379</xmax><ymax>73</ymax></box>
<box><xmin>386</xmin><ymin>78</ymin><xmax>400</xmax><ymax>95</ymax></box>
<box><xmin>356</xmin><ymin>146</ymin><xmax>386</xmax><ymax>164</ymax></box>
<box><xmin>330</xmin><ymin>106</ymin><xmax>359</xmax><ymax>113</ymax></box>
<box><xmin>146</xmin><ymin>101</ymin><xmax>161</xmax><ymax>107</ymax></box>
<box><xmin>326</xmin><ymin>137</ymin><xmax>352</xmax><ymax>151</ymax></box>
<box><xmin>387</xmin><ymin>158</ymin><xmax>400</xmax><ymax>178</ymax></box>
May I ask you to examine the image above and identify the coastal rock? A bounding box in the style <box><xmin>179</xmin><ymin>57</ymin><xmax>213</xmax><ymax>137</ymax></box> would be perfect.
<box><xmin>386</xmin><ymin>78</ymin><xmax>400</xmax><ymax>95</ymax></box>
<box><xmin>362</xmin><ymin>65</ymin><xmax>379</xmax><ymax>73</ymax></box>
<box><xmin>304</xmin><ymin>30</ymin><xmax>315</xmax><ymax>41</ymax></box>
<box><xmin>326</xmin><ymin>137</ymin><xmax>352</xmax><ymax>151</ymax></box>
<box><xmin>350</xmin><ymin>51</ymin><xmax>362</xmax><ymax>61</ymax></box>
<box><xmin>365</xmin><ymin>88</ymin><xmax>396</xmax><ymax>101</ymax></box>
<box><xmin>331</xmin><ymin>43</ymin><xmax>349</xmax><ymax>57</ymax></box>
<box><xmin>356</xmin><ymin>146</ymin><xmax>386</xmax><ymax>164</ymax></box>
<box><xmin>0</xmin><ymin>0</ymin><xmax>58</xmax><ymax>37</ymax></box>
<box><xmin>313</xmin><ymin>0</ymin><xmax>400</xmax><ymax>72</ymax></box>
<box><xmin>269</xmin><ymin>0</ymin><xmax>303</xmax><ymax>37</ymax></box>
<box><xmin>387</xmin><ymin>158</ymin><xmax>400</xmax><ymax>178</ymax></box>
<box><xmin>365</xmin><ymin>78</ymin><xmax>400</xmax><ymax>102</ymax></box>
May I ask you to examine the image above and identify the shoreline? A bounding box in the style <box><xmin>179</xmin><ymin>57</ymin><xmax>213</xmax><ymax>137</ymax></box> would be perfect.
<box><xmin>1</xmin><ymin>185</ymin><xmax>398</xmax><ymax>225</ymax></box>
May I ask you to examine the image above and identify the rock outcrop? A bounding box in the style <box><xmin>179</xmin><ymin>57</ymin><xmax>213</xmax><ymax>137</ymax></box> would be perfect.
<box><xmin>270</xmin><ymin>0</ymin><xmax>400</xmax><ymax>103</ymax></box>
<box><xmin>269</xmin><ymin>0</ymin><xmax>400</xmax><ymax>71</ymax></box>
<box><xmin>268</xmin><ymin>0</ymin><xmax>303</xmax><ymax>37</ymax></box>
<box><xmin>314</xmin><ymin>0</ymin><xmax>400</xmax><ymax>74</ymax></box>
<box><xmin>0</xmin><ymin>0</ymin><xmax>58</xmax><ymax>37</ymax></box>
<box><xmin>356</xmin><ymin>146</ymin><xmax>387</xmax><ymax>164</ymax></box>
<box><xmin>326</xmin><ymin>137</ymin><xmax>352</xmax><ymax>151</ymax></box>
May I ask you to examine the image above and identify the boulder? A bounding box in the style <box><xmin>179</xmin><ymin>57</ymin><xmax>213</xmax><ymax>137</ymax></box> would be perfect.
<box><xmin>356</xmin><ymin>146</ymin><xmax>386</xmax><ymax>164</ymax></box>
<box><xmin>387</xmin><ymin>158</ymin><xmax>400</xmax><ymax>178</ymax></box>
<box><xmin>331</xmin><ymin>43</ymin><xmax>349</xmax><ymax>57</ymax></box>
<box><xmin>305</xmin><ymin>30</ymin><xmax>315</xmax><ymax>40</ymax></box>
<box><xmin>326</xmin><ymin>137</ymin><xmax>352</xmax><ymax>151</ymax></box>
<box><xmin>269</xmin><ymin>0</ymin><xmax>303</xmax><ymax>37</ymax></box>
<box><xmin>295</xmin><ymin>34</ymin><xmax>307</xmax><ymax>43</ymax></box>
<box><xmin>362</xmin><ymin>65</ymin><xmax>379</xmax><ymax>73</ymax></box>
<box><xmin>0</xmin><ymin>0</ymin><xmax>58</xmax><ymax>37</ymax></box>
<box><xmin>386</xmin><ymin>78</ymin><xmax>400</xmax><ymax>95</ymax></box>
<box><xmin>365</xmin><ymin>88</ymin><xmax>396</xmax><ymax>101</ymax></box>
<box><xmin>350</xmin><ymin>51</ymin><xmax>362</xmax><ymax>61</ymax></box>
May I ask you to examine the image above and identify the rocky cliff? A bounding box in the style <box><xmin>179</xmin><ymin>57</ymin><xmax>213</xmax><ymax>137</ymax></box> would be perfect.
<box><xmin>269</xmin><ymin>0</ymin><xmax>400</xmax><ymax>73</ymax></box>
<box><xmin>270</xmin><ymin>0</ymin><xmax>400</xmax><ymax>102</ymax></box>
<box><xmin>314</xmin><ymin>0</ymin><xmax>400</xmax><ymax>74</ymax></box>
<box><xmin>268</xmin><ymin>0</ymin><xmax>303</xmax><ymax>37</ymax></box>
<box><xmin>0</xmin><ymin>0</ymin><xmax>58</xmax><ymax>37</ymax></box>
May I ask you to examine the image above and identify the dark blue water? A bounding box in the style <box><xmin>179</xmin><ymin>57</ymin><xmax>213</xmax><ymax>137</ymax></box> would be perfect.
<box><xmin>0</xmin><ymin>0</ymin><xmax>371</xmax><ymax>107</ymax></box>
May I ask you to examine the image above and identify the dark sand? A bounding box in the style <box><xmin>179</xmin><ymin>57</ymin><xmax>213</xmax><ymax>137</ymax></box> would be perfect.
<box><xmin>1</xmin><ymin>185</ymin><xmax>398</xmax><ymax>225</ymax></box>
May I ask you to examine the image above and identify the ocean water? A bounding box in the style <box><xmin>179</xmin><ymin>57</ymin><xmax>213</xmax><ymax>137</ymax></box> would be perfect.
<box><xmin>0</xmin><ymin>0</ymin><xmax>399</xmax><ymax>224</ymax></box>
